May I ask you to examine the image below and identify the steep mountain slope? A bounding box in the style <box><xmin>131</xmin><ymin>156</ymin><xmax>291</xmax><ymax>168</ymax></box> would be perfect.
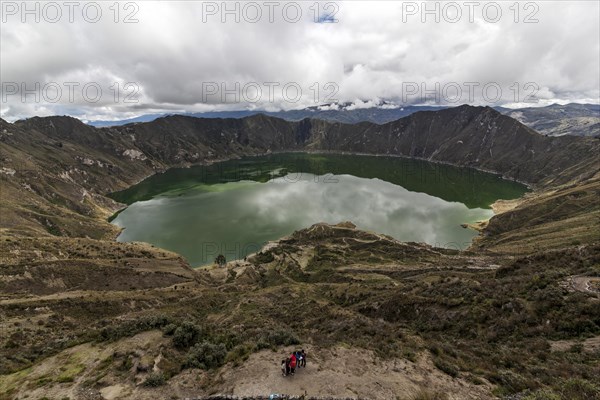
<box><xmin>500</xmin><ymin>103</ymin><xmax>600</xmax><ymax>137</ymax></box>
<box><xmin>0</xmin><ymin>117</ymin><xmax>196</xmax><ymax>300</ymax></box>
<box><xmin>297</xmin><ymin>107</ymin><xmax>598</xmax><ymax>185</ymax></box>
<box><xmin>481</xmin><ymin>178</ymin><xmax>600</xmax><ymax>253</ymax></box>
<box><xmin>1</xmin><ymin>105</ymin><xmax>599</xmax><ymax>399</ymax></box>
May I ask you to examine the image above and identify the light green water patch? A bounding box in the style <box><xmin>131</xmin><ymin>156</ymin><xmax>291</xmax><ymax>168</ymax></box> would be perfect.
<box><xmin>109</xmin><ymin>153</ymin><xmax>528</xmax><ymax>266</ymax></box>
<box><xmin>157</xmin><ymin>180</ymin><xmax>260</xmax><ymax>197</ymax></box>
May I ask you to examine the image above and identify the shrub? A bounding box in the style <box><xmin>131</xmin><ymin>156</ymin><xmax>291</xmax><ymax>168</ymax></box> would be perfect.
<box><xmin>403</xmin><ymin>350</ymin><xmax>417</xmax><ymax>362</ymax></box>
<box><xmin>162</xmin><ymin>323</ymin><xmax>178</xmax><ymax>336</ymax></box>
<box><xmin>568</xmin><ymin>342</ymin><xmax>584</xmax><ymax>353</ymax></box>
<box><xmin>259</xmin><ymin>329</ymin><xmax>300</xmax><ymax>347</ymax></box>
<box><xmin>225</xmin><ymin>344</ymin><xmax>253</xmax><ymax>365</ymax></box>
<box><xmin>487</xmin><ymin>370</ymin><xmax>531</xmax><ymax>394</ymax></box>
<box><xmin>411</xmin><ymin>389</ymin><xmax>449</xmax><ymax>400</ymax></box>
<box><xmin>172</xmin><ymin>323</ymin><xmax>203</xmax><ymax>349</ymax></box>
<box><xmin>558</xmin><ymin>378</ymin><xmax>600</xmax><ymax>400</ymax></box>
<box><xmin>143</xmin><ymin>372</ymin><xmax>166</xmax><ymax>387</ymax></box>
<box><xmin>433</xmin><ymin>359</ymin><xmax>458</xmax><ymax>377</ymax></box>
<box><xmin>56</xmin><ymin>375</ymin><xmax>74</xmax><ymax>383</ymax></box>
<box><xmin>255</xmin><ymin>338</ymin><xmax>271</xmax><ymax>351</ymax></box>
<box><xmin>118</xmin><ymin>353</ymin><xmax>134</xmax><ymax>371</ymax></box>
<box><xmin>522</xmin><ymin>390</ymin><xmax>560</xmax><ymax>400</ymax></box>
<box><xmin>429</xmin><ymin>345</ymin><xmax>441</xmax><ymax>356</ymax></box>
<box><xmin>253</xmin><ymin>251</ymin><xmax>275</xmax><ymax>264</ymax></box>
<box><xmin>99</xmin><ymin>315</ymin><xmax>172</xmax><ymax>342</ymax></box>
<box><xmin>185</xmin><ymin>341</ymin><xmax>227</xmax><ymax>370</ymax></box>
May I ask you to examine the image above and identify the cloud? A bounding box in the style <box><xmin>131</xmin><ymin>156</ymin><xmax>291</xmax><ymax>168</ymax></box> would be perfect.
<box><xmin>114</xmin><ymin>172</ymin><xmax>490</xmax><ymax>264</ymax></box>
<box><xmin>1</xmin><ymin>1</ymin><xmax>598</xmax><ymax>121</ymax></box>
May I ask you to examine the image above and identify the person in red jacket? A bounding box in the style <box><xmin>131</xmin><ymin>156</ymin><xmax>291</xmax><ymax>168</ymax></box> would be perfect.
<box><xmin>289</xmin><ymin>352</ymin><xmax>297</xmax><ymax>375</ymax></box>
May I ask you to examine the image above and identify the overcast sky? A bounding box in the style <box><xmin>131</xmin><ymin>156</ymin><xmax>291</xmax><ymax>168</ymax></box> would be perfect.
<box><xmin>1</xmin><ymin>1</ymin><xmax>599</xmax><ymax>121</ymax></box>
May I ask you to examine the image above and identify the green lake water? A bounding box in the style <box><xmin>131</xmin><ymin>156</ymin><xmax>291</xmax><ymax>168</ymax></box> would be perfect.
<box><xmin>109</xmin><ymin>153</ymin><xmax>528</xmax><ymax>266</ymax></box>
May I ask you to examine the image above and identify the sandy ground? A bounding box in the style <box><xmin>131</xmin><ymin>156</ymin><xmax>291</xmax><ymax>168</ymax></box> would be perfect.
<box><xmin>491</xmin><ymin>198</ymin><xmax>522</xmax><ymax>215</ymax></box>
<box><xmin>209</xmin><ymin>346</ymin><xmax>493</xmax><ymax>400</ymax></box>
<box><xmin>571</xmin><ymin>276</ymin><xmax>600</xmax><ymax>295</ymax></box>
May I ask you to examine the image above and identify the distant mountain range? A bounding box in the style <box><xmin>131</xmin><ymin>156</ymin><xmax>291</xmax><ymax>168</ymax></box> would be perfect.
<box><xmin>497</xmin><ymin>103</ymin><xmax>600</xmax><ymax>137</ymax></box>
<box><xmin>86</xmin><ymin>104</ymin><xmax>444</xmax><ymax>127</ymax></box>
<box><xmin>86</xmin><ymin>102</ymin><xmax>600</xmax><ymax>137</ymax></box>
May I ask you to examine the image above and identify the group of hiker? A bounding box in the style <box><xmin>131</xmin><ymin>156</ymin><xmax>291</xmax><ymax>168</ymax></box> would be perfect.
<box><xmin>281</xmin><ymin>349</ymin><xmax>306</xmax><ymax>377</ymax></box>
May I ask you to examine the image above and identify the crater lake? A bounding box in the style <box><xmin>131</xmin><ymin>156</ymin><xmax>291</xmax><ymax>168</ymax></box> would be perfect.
<box><xmin>109</xmin><ymin>153</ymin><xmax>528</xmax><ymax>266</ymax></box>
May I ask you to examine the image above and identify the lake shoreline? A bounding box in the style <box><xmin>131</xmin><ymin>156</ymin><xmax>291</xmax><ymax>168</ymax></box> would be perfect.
<box><xmin>109</xmin><ymin>153</ymin><xmax>526</xmax><ymax>266</ymax></box>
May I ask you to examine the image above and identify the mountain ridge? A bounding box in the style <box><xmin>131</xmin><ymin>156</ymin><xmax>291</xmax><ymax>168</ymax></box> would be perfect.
<box><xmin>1</xmin><ymin>105</ymin><xmax>599</xmax><ymax>398</ymax></box>
<box><xmin>11</xmin><ymin>105</ymin><xmax>599</xmax><ymax>187</ymax></box>
<box><xmin>80</xmin><ymin>103</ymin><xmax>600</xmax><ymax>138</ymax></box>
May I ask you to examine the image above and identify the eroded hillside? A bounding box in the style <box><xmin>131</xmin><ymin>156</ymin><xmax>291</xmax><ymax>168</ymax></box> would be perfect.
<box><xmin>1</xmin><ymin>106</ymin><xmax>599</xmax><ymax>399</ymax></box>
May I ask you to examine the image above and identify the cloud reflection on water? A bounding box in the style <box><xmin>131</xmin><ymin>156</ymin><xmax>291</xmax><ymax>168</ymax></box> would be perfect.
<box><xmin>114</xmin><ymin>173</ymin><xmax>493</xmax><ymax>265</ymax></box>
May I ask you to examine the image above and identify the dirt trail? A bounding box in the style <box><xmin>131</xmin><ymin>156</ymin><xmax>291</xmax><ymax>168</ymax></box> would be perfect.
<box><xmin>0</xmin><ymin>282</ymin><xmax>197</xmax><ymax>305</ymax></box>
<box><xmin>208</xmin><ymin>346</ymin><xmax>493</xmax><ymax>400</ymax></box>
